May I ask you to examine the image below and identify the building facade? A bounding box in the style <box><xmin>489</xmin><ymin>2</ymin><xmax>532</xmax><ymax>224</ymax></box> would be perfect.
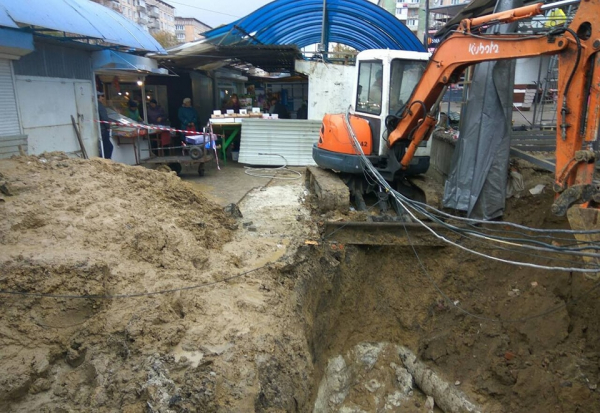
<box><xmin>91</xmin><ymin>0</ymin><xmax>175</xmax><ymax>34</ymax></box>
<box><xmin>175</xmin><ymin>17</ymin><xmax>212</xmax><ymax>43</ymax></box>
<box><xmin>379</xmin><ymin>0</ymin><xmax>469</xmax><ymax>37</ymax></box>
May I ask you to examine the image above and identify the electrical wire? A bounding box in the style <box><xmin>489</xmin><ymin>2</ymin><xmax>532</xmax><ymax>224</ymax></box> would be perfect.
<box><xmin>243</xmin><ymin>153</ymin><xmax>302</xmax><ymax>180</ymax></box>
<box><xmin>335</xmin><ymin>104</ymin><xmax>600</xmax><ymax>322</ymax></box>
<box><xmin>341</xmin><ymin>106</ymin><xmax>600</xmax><ymax>273</ymax></box>
<box><xmin>0</xmin><ymin>265</ymin><xmax>268</xmax><ymax>300</ymax></box>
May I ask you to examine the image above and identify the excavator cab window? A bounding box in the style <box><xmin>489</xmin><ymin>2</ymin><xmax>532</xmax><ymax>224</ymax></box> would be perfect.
<box><xmin>356</xmin><ymin>60</ymin><xmax>383</xmax><ymax>115</ymax></box>
<box><xmin>389</xmin><ymin>59</ymin><xmax>427</xmax><ymax>116</ymax></box>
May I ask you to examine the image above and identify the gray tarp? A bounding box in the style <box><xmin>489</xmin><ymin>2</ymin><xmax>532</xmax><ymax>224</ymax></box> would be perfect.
<box><xmin>442</xmin><ymin>0</ymin><xmax>522</xmax><ymax>219</ymax></box>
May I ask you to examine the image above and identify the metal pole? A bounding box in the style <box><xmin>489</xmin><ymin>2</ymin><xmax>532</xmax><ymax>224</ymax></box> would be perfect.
<box><xmin>424</xmin><ymin>0</ymin><xmax>429</xmax><ymax>47</ymax></box>
<box><xmin>320</xmin><ymin>0</ymin><xmax>328</xmax><ymax>58</ymax></box>
<box><xmin>540</xmin><ymin>0</ymin><xmax>580</xmax><ymax>11</ymax></box>
<box><xmin>532</xmin><ymin>56</ymin><xmax>544</xmax><ymax>129</ymax></box>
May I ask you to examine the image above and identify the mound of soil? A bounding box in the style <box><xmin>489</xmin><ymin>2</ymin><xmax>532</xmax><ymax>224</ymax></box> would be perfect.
<box><xmin>1</xmin><ymin>154</ymin><xmax>599</xmax><ymax>413</ymax></box>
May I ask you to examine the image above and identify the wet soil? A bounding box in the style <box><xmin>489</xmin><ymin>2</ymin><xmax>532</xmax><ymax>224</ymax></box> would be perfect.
<box><xmin>0</xmin><ymin>154</ymin><xmax>598</xmax><ymax>412</ymax></box>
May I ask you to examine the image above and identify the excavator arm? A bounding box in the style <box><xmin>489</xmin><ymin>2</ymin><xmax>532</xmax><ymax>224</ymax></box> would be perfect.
<box><xmin>389</xmin><ymin>0</ymin><xmax>600</xmax><ymax>216</ymax></box>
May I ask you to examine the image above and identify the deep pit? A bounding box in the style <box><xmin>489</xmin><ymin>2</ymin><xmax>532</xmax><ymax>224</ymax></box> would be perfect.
<box><xmin>0</xmin><ymin>155</ymin><xmax>599</xmax><ymax>412</ymax></box>
<box><xmin>290</xmin><ymin>236</ymin><xmax>600</xmax><ymax>412</ymax></box>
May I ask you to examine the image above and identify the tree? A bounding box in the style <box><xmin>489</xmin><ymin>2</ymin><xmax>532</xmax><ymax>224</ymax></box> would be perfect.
<box><xmin>152</xmin><ymin>31</ymin><xmax>178</xmax><ymax>48</ymax></box>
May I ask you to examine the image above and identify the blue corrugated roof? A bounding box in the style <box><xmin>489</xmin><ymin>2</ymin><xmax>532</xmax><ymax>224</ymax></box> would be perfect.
<box><xmin>204</xmin><ymin>0</ymin><xmax>425</xmax><ymax>52</ymax></box>
<box><xmin>0</xmin><ymin>0</ymin><xmax>165</xmax><ymax>53</ymax></box>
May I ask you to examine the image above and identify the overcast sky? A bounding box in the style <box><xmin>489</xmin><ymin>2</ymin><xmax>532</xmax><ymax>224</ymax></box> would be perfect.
<box><xmin>168</xmin><ymin>0</ymin><xmax>275</xmax><ymax>28</ymax></box>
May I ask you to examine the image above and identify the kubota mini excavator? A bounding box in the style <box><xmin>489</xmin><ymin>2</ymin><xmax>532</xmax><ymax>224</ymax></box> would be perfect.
<box><xmin>312</xmin><ymin>0</ymin><xmax>600</xmax><ymax>235</ymax></box>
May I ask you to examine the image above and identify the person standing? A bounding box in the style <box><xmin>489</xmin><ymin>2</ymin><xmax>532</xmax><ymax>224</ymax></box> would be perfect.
<box><xmin>268</xmin><ymin>96</ymin><xmax>290</xmax><ymax>119</ymax></box>
<box><xmin>178</xmin><ymin>97</ymin><xmax>198</xmax><ymax>131</ymax></box>
<box><xmin>97</xmin><ymin>91</ymin><xmax>113</xmax><ymax>159</ymax></box>
<box><xmin>147</xmin><ymin>99</ymin><xmax>167</xmax><ymax>125</ymax></box>
<box><xmin>125</xmin><ymin>100</ymin><xmax>143</xmax><ymax>122</ymax></box>
<box><xmin>222</xmin><ymin>93</ymin><xmax>241</xmax><ymax>113</ymax></box>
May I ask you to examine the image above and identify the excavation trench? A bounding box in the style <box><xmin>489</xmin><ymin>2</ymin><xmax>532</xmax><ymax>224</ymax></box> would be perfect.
<box><xmin>290</xmin><ymin>235</ymin><xmax>600</xmax><ymax>413</ymax></box>
<box><xmin>1</xmin><ymin>156</ymin><xmax>599</xmax><ymax>412</ymax></box>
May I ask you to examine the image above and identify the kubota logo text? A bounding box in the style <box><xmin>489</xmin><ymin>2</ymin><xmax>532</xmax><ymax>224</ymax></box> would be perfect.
<box><xmin>468</xmin><ymin>41</ymin><xmax>499</xmax><ymax>55</ymax></box>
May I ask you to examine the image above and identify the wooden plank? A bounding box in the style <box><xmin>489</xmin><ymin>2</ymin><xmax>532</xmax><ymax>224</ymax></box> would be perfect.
<box><xmin>323</xmin><ymin>221</ymin><xmax>448</xmax><ymax>247</ymax></box>
<box><xmin>511</xmin><ymin>132</ymin><xmax>555</xmax><ymax>138</ymax></box>
<box><xmin>511</xmin><ymin>139</ymin><xmax>556</xmax><ymax>148</ymax></box>
<box><xmin>71</xmin><ymin>115</ymin><xmax>88</xmax><ymax>160</ymax></box>
<box><xmin>512</xmin><ymin>145</ymin><xmax>556</xmax><ymax>152</ymax></box>
<box><xmin>509</xmin><ymin>148</ymin><xmax>555</xmax><ymax>171</ymax></box>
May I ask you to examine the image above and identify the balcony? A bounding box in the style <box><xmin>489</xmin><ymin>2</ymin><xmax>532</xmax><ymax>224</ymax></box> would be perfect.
<box><xmin>148</xmin><ymin>20</ymin><xmax>160</xmax><ymax>30</ymax></box>
<box><xmin>137</xmin><ymin>1</ymin><xmax>146</xmax><ymax>11</ymax></box>
<box><xmin>137</xmin><ymin>15</ymin><xmax>148</xmax><ymax>25</ymax></box>
<box><xmin>148</xmin><ymin>7</ymin><xmax>159</xmax><ymax>18</ymax></box>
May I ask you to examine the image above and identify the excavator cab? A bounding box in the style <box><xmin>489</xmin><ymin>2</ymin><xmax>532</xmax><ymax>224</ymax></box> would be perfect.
<box><xmin>313</xmin><ymin>50</ymin><xmax>431</xmax><ymax>215</ymax></box>
<box><xmin>315</xmin><ymin>50</ymin><xmax>431</xmax><ymax>180</ymax></box>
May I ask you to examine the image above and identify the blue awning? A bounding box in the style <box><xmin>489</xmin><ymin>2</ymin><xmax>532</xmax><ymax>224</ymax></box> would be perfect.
<box><xmin>0</xmin><ymin>27</ymin><xmax>34</xmax><ymax>58</ymax></box>
<box><xmin>0</xmin><ymin>0</ymin><xmax>165</xmax><ymax>53</ymax></box>
<box><xmin>204</xmin><ymin>0</ymin><xmax>425</xmax><ymax>52</ymax></box>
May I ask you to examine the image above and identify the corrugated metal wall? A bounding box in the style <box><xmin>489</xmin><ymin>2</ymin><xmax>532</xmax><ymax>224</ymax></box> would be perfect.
<box><xmin>0</xmin><ymin>58</ymin><xmax>21</xmax><ymax>137</ymax></box>
<box><xmin>13</xmin><ymin>41</ymin><xmax>92</xmax><ymax>80</ymax></box>
<box><xmin>238</xmin><ymin>119</ymin><xmax>321</xmax><ymax>166</ymax></box>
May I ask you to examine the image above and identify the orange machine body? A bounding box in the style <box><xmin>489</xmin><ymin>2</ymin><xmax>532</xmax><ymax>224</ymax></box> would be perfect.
<box><xmin>318</xmin><ymin>113</ymin><xmax>373</xmax><ymax>156</ymax></box>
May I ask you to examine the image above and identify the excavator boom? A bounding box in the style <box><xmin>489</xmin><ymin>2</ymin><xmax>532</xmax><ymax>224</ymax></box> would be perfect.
<box><xmin>390</xmin><ymin>0</ymin><xmax>600</xmax><ymax>219</ymax></box>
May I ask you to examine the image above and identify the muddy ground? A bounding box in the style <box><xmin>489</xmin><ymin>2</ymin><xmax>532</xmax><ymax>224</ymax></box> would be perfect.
<box><xmin>0</xmin><ymin>154</ymin><xmax>599</xmax><ymax>412</ymax></box>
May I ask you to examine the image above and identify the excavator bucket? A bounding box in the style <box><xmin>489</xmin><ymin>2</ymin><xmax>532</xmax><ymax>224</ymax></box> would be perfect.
<box><xmin>305</xmin><ymin>167</ymin><xmax>445</xmax><ymax>247</ymax></box>
<box><xmin>322</xmin><ymin>221</ymin><xmax>446</xmax><ymax>247</ymax></box>
<box><xmin>566</xmin><ymin>206</ymin><xmax>600</xmax><ymax>280</ymax></box>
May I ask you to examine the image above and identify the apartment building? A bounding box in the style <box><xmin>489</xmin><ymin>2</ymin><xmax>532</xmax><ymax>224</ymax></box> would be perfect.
<box><xmin>175</xmin><ymin>17</ymin><xmax>212</xmax><ymax>43</ymax></box>
<box><xmin>379</xmin><ymin>0</ymin><xmax>469</xmax><ymax>36</ymax></box>
<box><xmin>91</xmin><ymin>0</ymin><xmax>175</xmax><ymax>34</ymax></box>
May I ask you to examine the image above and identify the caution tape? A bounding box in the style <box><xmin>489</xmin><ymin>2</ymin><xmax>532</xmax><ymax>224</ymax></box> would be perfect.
<box><xmin>95</xmin><ymin>119</ymin><xmax>212</xmax><ymax>136</ymax></box>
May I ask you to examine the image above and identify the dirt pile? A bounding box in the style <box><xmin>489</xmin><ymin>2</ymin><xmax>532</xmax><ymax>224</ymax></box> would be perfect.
<box><xmin>1</xmin><ymin>154</ymin><xmax>599</xmax><ymax>413</ymax></box>
<box><xmin>0</xmin><ymin>154</ymin><xmax>316</xmax><ymax>412</ymax></box>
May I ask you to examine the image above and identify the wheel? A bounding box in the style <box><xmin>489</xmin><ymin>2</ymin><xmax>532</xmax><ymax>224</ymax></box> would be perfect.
<box><xmin>168</xmin><ymin>162</ymin><xmax>182</xmax><ymax>176</ymax></box>
<box><xmin>198</xmin><ymin>164</ymin><xmax>205</xmax><ymax>177</ymax></box>
<box><xmin>189</xmin><ymin>146</ymin><xmax>202</xmax><ymax>160</ymax></box>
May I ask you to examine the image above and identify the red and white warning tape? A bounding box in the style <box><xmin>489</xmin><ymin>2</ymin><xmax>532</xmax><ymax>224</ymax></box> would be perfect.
<box><xmin>95</xmin><ymin>119</ymin><xmax>214</xmax><ymax>136</ymax></box>
<box><xmin>95</xmin><ymin>119</ymin><xmax>223</xmax><ymax>170</ymax></box>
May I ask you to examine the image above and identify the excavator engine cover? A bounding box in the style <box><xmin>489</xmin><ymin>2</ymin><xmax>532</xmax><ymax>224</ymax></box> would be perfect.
<box><xmin>318</xmin><ymin>113</ymin><xmax>372</xmax><ymax>155</ymax></box>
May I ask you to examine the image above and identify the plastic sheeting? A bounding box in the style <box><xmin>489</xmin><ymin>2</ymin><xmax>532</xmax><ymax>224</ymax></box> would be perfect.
<box><xmin>0</xmin><ymin>0</ymin><xmax>165</xmax><ymax>53</ymax></box>
<box><xmin>442</xmin><ymin>0</ymin><xmax>522</xmax><ymax>220</ymax></box>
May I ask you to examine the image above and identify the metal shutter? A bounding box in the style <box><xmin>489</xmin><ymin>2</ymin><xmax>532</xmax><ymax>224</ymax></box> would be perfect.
<box><xmin>0</xmin><ymin>59</ymin><xmax>21</xmax><ymax>137</ymax></box>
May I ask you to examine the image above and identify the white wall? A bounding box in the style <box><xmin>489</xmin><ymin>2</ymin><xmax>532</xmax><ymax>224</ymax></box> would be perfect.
<box><xmin>515</xmin><ymin>56</ymin><xmax>550</xmax><ymax>86</ymax></box>
<box><xmin>295</xmin><ymin>60</ymin><xmax>356</xmax><ymax>121</ymax></box>
<box><xmin>15</xmin><ymin>76</ymin><xmax>99</xmax><ymax>157</ymax></box>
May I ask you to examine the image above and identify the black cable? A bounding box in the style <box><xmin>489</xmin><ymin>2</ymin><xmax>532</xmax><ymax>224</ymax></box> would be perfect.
<box><xmin>402</xmin><ymin>197</ymin><xmax>600</xmax><ymax>259</ymax></box>
<box><xmin>0</xmin><ymin>265</ymin><xmax>267</xmax><ymax>300</ymax></box>
<box><xmin>400</xmin><ymin>219</ymin><xmax>600</xmax><ymax>323</ymax></box>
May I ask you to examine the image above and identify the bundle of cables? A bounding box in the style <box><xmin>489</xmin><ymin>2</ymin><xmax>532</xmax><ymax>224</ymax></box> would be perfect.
<box><xmin>342</xmin><ymin>106</ymin><xmax>600</xmax><ymax>276</ymax></box>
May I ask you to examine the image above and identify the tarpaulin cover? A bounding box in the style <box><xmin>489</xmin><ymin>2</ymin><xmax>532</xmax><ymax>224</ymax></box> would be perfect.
<box><xmin>442</xmin><ymin>0</ymin><xmax>522</xmax><ymax>219</ymax></box>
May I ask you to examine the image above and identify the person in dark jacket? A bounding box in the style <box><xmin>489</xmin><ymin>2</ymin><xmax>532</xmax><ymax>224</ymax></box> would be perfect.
<box><xmin>222</xmin><ymin>93</ymin><xmax>241</xmax><ymax>113</ymax></box>
<box><xmin>268</xmin><ymin>97</ymin><xmax>290</xmax><ymax>119</ymax></box>
<box><xmin>178</xmin><ymin>97</ymin><xmax>198</xmax><ymax>131</ymax></box>
<box><xmin>296</xmin><ymin>101</ymin><xmax>308</xmax><ymax>119</ymax></box>
<box><xmin>147</xmin><ymin>99</ymin><xmax>167</xmax><ymax>125</ymax></box>
<box><xmin>97</xmin><ymin>91</ymin><xmax>113</xmax><ymax>159</ymax></box>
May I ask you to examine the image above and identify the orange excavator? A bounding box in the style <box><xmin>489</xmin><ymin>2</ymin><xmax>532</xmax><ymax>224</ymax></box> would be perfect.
<box><xmin>313</xmin><ymin>0</ymin><xmax>600</xmax><ymax>232</ymax></box>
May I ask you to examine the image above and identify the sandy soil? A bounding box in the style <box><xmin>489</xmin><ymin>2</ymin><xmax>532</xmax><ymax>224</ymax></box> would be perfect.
<box><xmin>0</xmin><ymin>154</ymin><xmax>315</xmax><ymax>412</ymax></box>
<box><xmin>1</xmin><ymin>154</ymin><xmax>599</xmax><ymax>413</ymax></box>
